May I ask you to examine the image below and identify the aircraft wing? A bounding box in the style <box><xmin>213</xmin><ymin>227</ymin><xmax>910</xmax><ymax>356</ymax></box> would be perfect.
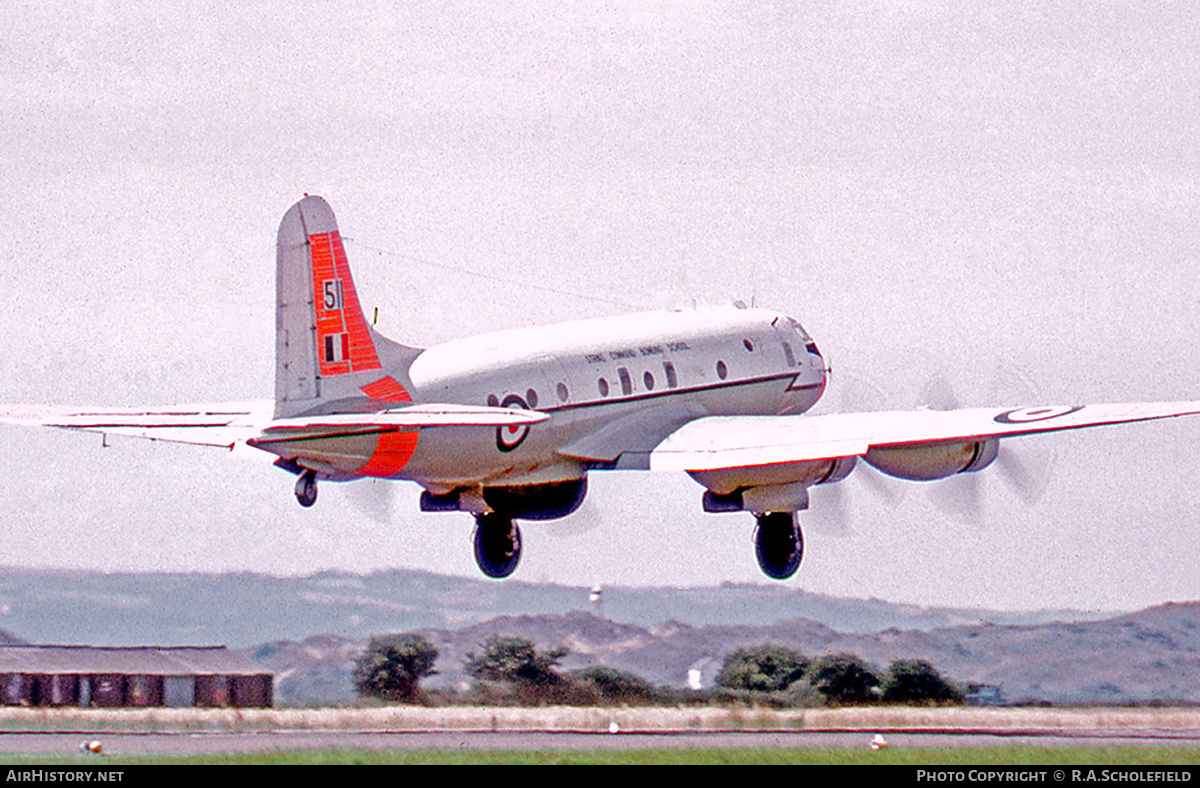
<box><xmin>0</xmin><ymin>402</ymin><xmax>549</xmax><ymax>450</ymax></box>
<box><xmin>649</xmin><ymin>402</ymin><xmax>1200</xmax><ymax>472</ymax></box>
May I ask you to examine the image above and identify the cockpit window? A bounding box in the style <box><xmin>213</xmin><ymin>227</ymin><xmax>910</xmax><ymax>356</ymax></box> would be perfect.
<box><xmin>787</xmin><ymin>317</ymin><xmax>811</xmax><ymax>340</ymax></box>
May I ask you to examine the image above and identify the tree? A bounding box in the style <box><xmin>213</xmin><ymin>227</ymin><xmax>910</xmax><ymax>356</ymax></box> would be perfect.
<box><xmin>881</xmin><ymin>659</ymin><xmax>963</xmax><ymax>705</ymax></box>
<box><xmin>464</xmin><ymin>635</ymin><xmax>568</xmax><ymax>688</ymax></box>
<box><xmin>716</xmin><ymin>644</ymin><xmax>810</xmax><ymax>693</ymax></box>
<box><xmin>353</xmin><ymin>633</ymin><xmax>439</xmax><ymax>703</ymax></box>
<box><xmin>572</xmin><ymin>666</ymin><xmax>662</xmax><ymax>705</ymax></box>
<box><xmin>808</xmin><ymin>653</ymin><xmax>881</xmax><ymax>705</ymax></box>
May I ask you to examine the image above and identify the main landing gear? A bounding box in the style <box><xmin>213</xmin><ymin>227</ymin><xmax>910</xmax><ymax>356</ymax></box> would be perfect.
<box><xmin>754</xmin><ymin>511</ymin><xmax>804</xmax><ymax>580</ymax></box>
<box><xmin>294</xmin><ymin>470</ymin><xmax>318</xmax><ymax>508</ymax></box>
<box><xmin>473</xmin><ymin>511</ymin><xmax>522</xmax><ymax>579</ymax></box>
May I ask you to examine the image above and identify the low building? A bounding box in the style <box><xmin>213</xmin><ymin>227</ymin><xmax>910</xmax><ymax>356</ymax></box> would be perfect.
<box><xmin>964</xmin><ymin>683</ymin><xmax>1004</xmax><ymax>707</ymax></box>
<box><xmin>0</xmin><ymin>645</ymin><xmax>272</xmax><ymax>708</ymax></box>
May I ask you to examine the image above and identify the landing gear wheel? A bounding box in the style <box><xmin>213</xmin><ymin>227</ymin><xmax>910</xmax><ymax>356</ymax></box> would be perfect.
<box><xmin>473</xmin><ymin>512</ymin><xmax>522</xmax><ymax>579</ymax></box>
<box><xmin>754</xmin><ymin>511</ymin><xmax>803</xmax><ymax>580</ymax></box>
<box><xmin>294</xmin><ymin>470</ymin><xmax>318</xmax><ymax>508</ymax></box>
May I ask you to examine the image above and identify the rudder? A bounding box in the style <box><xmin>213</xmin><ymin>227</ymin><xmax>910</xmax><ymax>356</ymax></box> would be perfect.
<box><xmin>274</xmin><ymin>196</ymin><xmax>421</xmax><ymax>418</ymax></box>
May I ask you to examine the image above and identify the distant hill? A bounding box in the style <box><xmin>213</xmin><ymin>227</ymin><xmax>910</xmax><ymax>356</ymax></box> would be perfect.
<box><xmin>0</xmin><ymin>566</ymin><xmax>1113</xmax><ymax>647</ymax></box>
<box><xmin>250</xmin><ymin>603</ymin><xmax>1200</xmax><ymax>708</ymax></box>
<box><xmin>1</xmin><ymin>565</ymin><xmax>1190</xmax><ymax>709</ymax></box>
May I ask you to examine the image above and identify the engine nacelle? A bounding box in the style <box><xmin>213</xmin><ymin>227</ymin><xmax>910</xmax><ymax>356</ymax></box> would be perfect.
<box><xmin>482</xmin><ymin>478</ymin><xmax>588</xmax><ymax>521</ymax></box>
<box><xmin>863</xmin><ymin>439</ymin><xmax>998</xmax><ymax>481</ymax></box>
<box><xmin>817</xmin><ymin>455</ymin><xmax>858</xmax><ymax>486</ymax></box>
<box><xmin>689</xmin><ymin>456</ymin><xmax>858</xmax><ymax>497</ymax></box>
<box><xmin>697</xmin><ymin>456</ymin><xmax>856</xmax><ymax>514</ymax></box>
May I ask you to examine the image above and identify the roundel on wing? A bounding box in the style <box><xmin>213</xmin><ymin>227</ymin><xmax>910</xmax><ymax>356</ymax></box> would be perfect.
<box><xmin>993</xmin><ymin>405</ymin><xmax>1084</xmax><ymax>424</ymax></box>
<box><xmin>496</xmin><ymin>393</ymin><xmax>531</xmax><ymax>452</ymax></box>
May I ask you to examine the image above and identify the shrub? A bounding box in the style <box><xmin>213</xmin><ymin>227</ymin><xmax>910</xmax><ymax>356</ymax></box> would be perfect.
<box><xmin>881</xmin><ymin>659</ymin><xmax>963</xmax><ymax>705</ymax></box>
<box><xmin>464</xmin><ymin>635</ymin><xmax>573</xmax><ymax>705</ymax></box>
<box><xmin>808</xmin><ymin>653</ymin><xmax>882</xmax><ymax>705</ymax></box>
<box><xmin>353</xmin><ymin>633</ymin><xmax>438</xmax><ymax>703</ymax></box>
<box><xmin>716</xmin><ymin>644</ymin><xmax>810</xmax><ymax>693</ymax></box>
<box><xmin>572</xmin><ymin>666</ymin><xmax>664</xmax><ymax>705</ymax></box>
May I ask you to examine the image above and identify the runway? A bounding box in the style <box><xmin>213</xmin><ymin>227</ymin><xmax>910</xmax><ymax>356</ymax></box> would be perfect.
<box><xmin>0</xmin><ymin>707</ymin><xmax>1197</xmax><ymax>759</ymax></box>
<box><xmin>2</xmin><ymin>727</ymin><xmax>1199</xmax><ymax>757</ymax></box>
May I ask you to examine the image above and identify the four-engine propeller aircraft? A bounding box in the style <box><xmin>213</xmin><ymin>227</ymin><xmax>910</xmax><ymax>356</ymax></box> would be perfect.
<box><xmin>5</xmin><ymin>195</ymin><xmax>1200</xmax><ymax>580</ymax></box>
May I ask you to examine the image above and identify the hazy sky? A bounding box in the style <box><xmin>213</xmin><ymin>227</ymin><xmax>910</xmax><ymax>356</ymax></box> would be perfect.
<box><xmin>3</xmin><ymin>1</ymin><xmax>1200</xmax><ymax>613</ymax></box>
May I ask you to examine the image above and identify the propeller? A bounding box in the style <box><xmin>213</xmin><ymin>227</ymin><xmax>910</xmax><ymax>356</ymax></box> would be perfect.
<box><xmin>805</xmin><ymin>372</ymin><xmax>905</xmax><ymax>535</ymax></box>
<box><xmin>987</xmin><ymin>365</ymin><xmax>1058</xmax><ymax>506</ymax></box>
<box><xmin>918</xmin><ymin>372</ymin><xmax>988</xmax><ymax>524</ymax></box>
<box><xmin>919</xmin><ymin>373</ymin><xmax>963</xmax><ymax>412</ymax></box>
<box><xmin>340</xmin><ymin>478</ymin><xmax>397</xmax><ymax>525</ymax></box>
<box><xmin>341</xmin><ymin>476</ymin><xmax>607</xmax><ymax>538</ymax></box>
<box><xmin>811</xmin><ymin>366</ymin><xmax>1059</xmax><ymax>531</ymax></box>
<box><xmin>807</xmin><ymin>481</ymin><xmax>852</xmax><ymax>536</ymax></box>
<box><xmin>542</xmin><ymin>512</ymin><xmax>603</xmax><ymax>539</ymax></box>
<box><xmin>922</xmin><ymin>365</ymin><xmax>1058</xmax><ymax>525</ymax></box>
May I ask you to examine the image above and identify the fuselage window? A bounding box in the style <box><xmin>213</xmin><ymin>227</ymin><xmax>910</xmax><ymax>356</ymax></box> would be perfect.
<box><xmin>783</xmin><ymin>342</ymin><xmax>796</xmax><ymax>368</ymax></box>
<box><xmin>526</xmin><ymin>388</ymin><xmax>539</xmax><ymax>408</ymax></box>
<box><xmin>618</xmin><ymin>367</ymin><xmax>633</xmax><ymax>396</ymax></box>
<box><xmin>743</xmin><ymin>339</ymin><xmax>754</xmax><ymax>352</ymax></box>
<box><xmin>487</xmin><ymin>394</ymin><xmax>499</xmax><ymax>407</ymax></box>
<box><xmin>643</xmin><ymin>371</ymin><xmax>655</xmax><ymax>390</ymax></box>
<box><xmin>663</xmin><ymin>361</ymin><xmax>678</xmax><ymax>388</ymax></box>
<box><xmin>598</xmin><ymin>378</ymin><xmax>610</xmax><ymax>397</ymax></box>
<box><xmin>556</xmin><ymin>382</ymin><xmax>569</xmax><ymax>402</ymax></box>
<box><xmin>716</xmin><ymin>360</ymin><xmax>728</xmax><ymax>380</ymax></box>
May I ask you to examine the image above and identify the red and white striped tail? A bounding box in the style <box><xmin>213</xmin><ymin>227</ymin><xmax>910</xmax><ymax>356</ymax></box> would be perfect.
<box><xmin>306</xmin><ymin>227</ymin><xmax>382</xmax><ymax>375</ymax></box>
<box><xmin>273</xmin><ymin>196</ymin><xmax>420</xmax><ymax>419</ymax></box>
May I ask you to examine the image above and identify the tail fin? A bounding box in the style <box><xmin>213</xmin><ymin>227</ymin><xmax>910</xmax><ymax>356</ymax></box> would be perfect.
<box><xmin>274</xmin><ymin>196</ymin><xmax>422</xmax><ymax>418</ymax></box>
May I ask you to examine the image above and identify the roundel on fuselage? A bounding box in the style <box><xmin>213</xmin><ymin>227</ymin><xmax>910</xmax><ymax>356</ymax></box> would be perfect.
<box><xmin>496</xmin><ymin>393</ymin><xmax>531</xmax><ymax>452</ymax></box>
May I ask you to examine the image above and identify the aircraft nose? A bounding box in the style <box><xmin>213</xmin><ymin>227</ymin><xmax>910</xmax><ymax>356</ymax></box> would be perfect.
<box><xmin>810</xmin><ymin>342</ymin><xmax>828</xmax><ymax>398</ymax></box>
<box><xmin>775</xmin><ymin>332</ymin><xmax>828</xmax><ymax>414</ymax></box>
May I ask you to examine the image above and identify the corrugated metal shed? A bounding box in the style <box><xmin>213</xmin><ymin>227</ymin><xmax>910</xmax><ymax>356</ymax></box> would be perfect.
<box><xmin>0</xmin><ymin>646</ymin><xmax>272</xmax><ymax>708</ymax></box>
<box><xmin>0</xmin><ymin>645</ymin><xmax>264</xmax><ymax>675</ymax></box>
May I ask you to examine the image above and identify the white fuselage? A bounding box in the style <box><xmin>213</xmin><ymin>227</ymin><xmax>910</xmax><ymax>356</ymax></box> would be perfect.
<box><xmin>398</xmin><ymin>305</ymin><xmax>827</xmax><ymax>492</ymax></box>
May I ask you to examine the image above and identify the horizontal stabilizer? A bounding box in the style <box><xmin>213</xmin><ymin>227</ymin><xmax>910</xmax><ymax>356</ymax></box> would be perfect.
<box><xmin>1</xmin><ymin>402</ymin><xmax>549</xmax><ymax>452</ymax></box>
<box><xmin>258</xmin><ymin>403</ymin><xmax>549</xmax><ymax>434</ymax></box>
<box><xmin>0</xmin><ymin>402</ymin><xmax>272</xmax><ymax>448</ymax></box>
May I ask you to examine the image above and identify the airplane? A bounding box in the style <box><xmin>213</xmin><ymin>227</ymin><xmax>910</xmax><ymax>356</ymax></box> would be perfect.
<box><xmin>4</xmin><ymin>195</ymin><xmax>1200</xmax><ymax>581</ymax></box>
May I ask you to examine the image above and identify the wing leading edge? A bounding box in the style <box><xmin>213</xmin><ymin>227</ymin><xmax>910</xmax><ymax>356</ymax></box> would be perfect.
<box><xmin>649</xmin><ymin>402</ymin><xmax>1200</xmax><ymax>473</ymax></box>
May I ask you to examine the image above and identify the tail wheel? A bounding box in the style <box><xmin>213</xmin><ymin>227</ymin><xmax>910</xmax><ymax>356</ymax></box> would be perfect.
<box><xmin>754</xmin><ymin>511</ymin><xmax>803</xmax><ymax>580</ymax></box>
<box><xmin>473</xmin><ymin>512</ymin><xmax>522</xmax><ymax>578</ymax></box>
<box><xmin>294</xmin><ymin>470</ymin><xmax>318</xmax><ymax>508</ymax></box>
